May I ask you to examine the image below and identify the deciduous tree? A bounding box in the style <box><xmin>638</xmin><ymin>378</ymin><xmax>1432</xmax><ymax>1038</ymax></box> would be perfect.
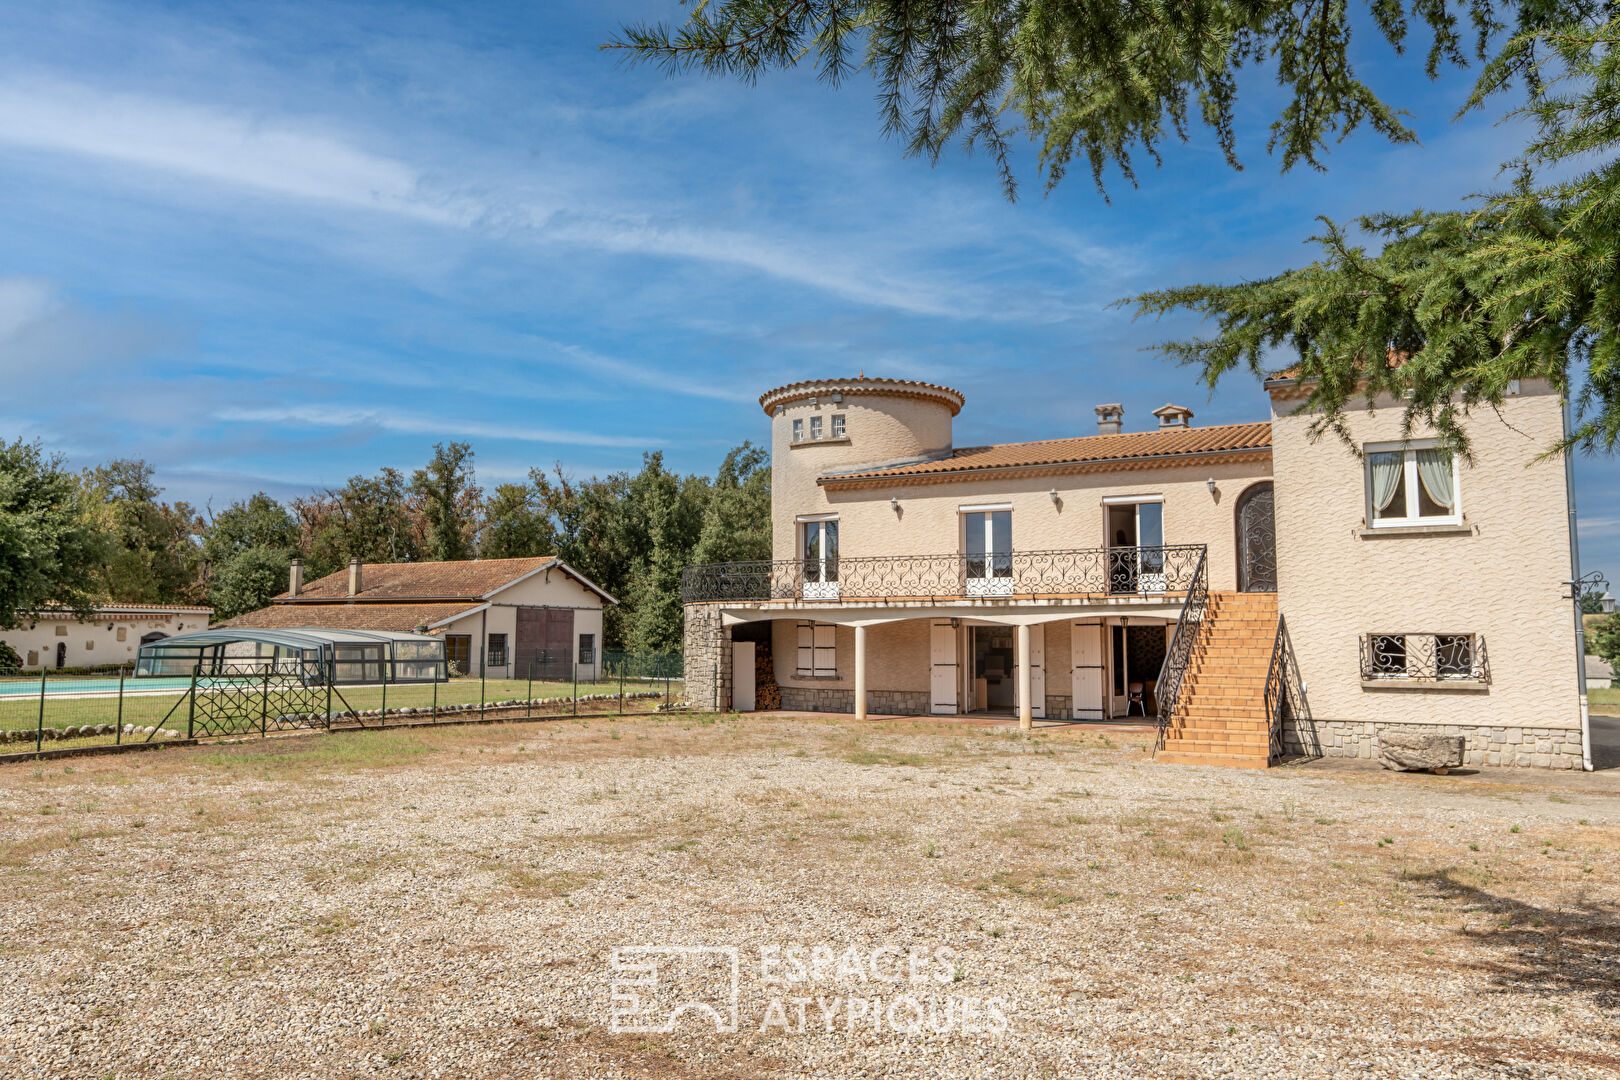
<box><xmin>0</xmin><ymin>439</ymin><xmax>107</xmax><ymax>628</ymax></box>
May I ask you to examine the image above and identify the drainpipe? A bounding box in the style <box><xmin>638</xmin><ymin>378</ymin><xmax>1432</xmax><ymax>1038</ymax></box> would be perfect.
<box><xmin>1564</xmin><ymin>394</ymin><xmax>1593</xmax><ymax>772</ymax></box>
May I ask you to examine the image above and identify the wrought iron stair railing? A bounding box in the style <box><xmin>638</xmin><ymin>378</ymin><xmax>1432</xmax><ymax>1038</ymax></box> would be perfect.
<box><xmin>1264</xmin><ymin>616</ymin><xmax>1310</xmax><ymax>761</ymax></box>
<box><xmin>1152</xmin><ymin>546</ymin><xmax>1209</xmax><ymax>751</ymax></box>
<box><xmin>680</xmin><ymin>544</ymin><xmax>1208</xmax><ymax>604</ymax></box>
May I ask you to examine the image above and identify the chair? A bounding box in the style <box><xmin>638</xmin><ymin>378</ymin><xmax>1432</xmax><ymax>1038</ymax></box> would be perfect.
<box><xmin>1127</xmin><ymin>682</ymin><xmax>1146</xmax><ymax>716</ymax></box>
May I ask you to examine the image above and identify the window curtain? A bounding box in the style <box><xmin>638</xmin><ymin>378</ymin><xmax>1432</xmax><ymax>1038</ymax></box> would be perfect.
<box><xmin>1368</xmin><ymin>452</ymin><xmax>1404</xmax><ymax>512</ymax></box>
<box><xmin>1416</xmin><ymin>449</ymin><xmax>1455</xmax><ymax>511</ymax></box>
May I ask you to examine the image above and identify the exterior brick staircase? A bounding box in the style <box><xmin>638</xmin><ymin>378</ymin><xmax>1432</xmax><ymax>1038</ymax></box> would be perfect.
<box><xmin>1155</xmin><ymin>591</ymin><xmax>1279</xmax><ymax>769</ymax></box>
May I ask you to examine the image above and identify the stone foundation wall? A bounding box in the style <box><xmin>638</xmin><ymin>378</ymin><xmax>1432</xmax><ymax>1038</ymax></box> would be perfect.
<box><xmin>1043</xmin><ymin>695</ymin><xmax>1073</xmax><ymax>720</ymax></box>
<box><xmin>776</xmin><ymin>686</ymin><xmax>931</xmax><ymax>716</ymax></box>
<box><xmin>1283</xmin><ymin>719</ymin><xmax>1585</xmax><ymax>769</ymax></box>
<box><xmin>779</xmin><ymin>685</ymin><xmax>855</xmax><ymax>713</ymax></box>
<box><xmin>870</xmin><ymin>690</ymin><xmax>930</xmax><ymax>716</ymax></box>
<box><xmin>682</xmin><ymin>605</ymin><xmax>731</xmax><ymax>712</ymax></box>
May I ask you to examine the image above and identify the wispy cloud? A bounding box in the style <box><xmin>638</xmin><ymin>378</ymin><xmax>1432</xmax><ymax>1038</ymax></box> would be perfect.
<box><xmin>0</xmin><ymin>77</ymin><xmax>476</xmax><ymax>224</ymax></box>
<box><xmin>0</xmin><ymin>76</ymin><xmax>1091</xmax><ymax>323</ymax></box>
<box><xmin>215</xmin><ymin>404</ymin><xmax>653</xmax><ymax>448</ymax></box>
<box><xmin>0</xmin><ymin>274</ymin><xmax>176</xmax><ymax>377</ymax></box>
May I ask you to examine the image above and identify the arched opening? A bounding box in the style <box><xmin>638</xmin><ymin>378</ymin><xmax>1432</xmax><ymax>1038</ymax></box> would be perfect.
<box><xmin>140</xmin><ymin>631</ymin><xmax>168</xmax><ymax>646</ymax></box>
<box><xmin>1235</xmin><ymin>482</ymin><xmax>1277</xmax><ymax>592</ymax></box>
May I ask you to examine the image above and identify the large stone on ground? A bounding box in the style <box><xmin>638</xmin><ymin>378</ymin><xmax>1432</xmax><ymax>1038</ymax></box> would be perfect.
<box><xmin>1378</xmin><ymin>731</ymin><xmax>1465</xmax><ymax>772</ymax></box>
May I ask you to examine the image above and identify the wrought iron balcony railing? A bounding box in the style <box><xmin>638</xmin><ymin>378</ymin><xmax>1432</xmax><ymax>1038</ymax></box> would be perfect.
<box><xmin>681</xmin><ymin>544</ymin><xmax>1207</xmax><ymax>604</ymax></box>
<box><xmin>1359</xmin><ymin>633</ymin><xmax>1489</xmax><ymax>682</ymax></box>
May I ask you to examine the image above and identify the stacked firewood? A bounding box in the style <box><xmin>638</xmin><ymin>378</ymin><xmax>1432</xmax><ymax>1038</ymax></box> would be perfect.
<box><xmin>754</xmin><ymin>640</ymin><xmax>782</xmax><ymax>710</ymax></box>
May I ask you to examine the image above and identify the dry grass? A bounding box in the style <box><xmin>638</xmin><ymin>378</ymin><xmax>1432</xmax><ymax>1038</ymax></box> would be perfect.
<box><xmin>1</xmin><ymin>715</ymin><xmax>1618</xmax><ymax>1078</ymax></box>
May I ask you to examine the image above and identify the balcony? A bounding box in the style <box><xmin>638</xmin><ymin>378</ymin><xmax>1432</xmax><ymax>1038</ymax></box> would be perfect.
<box><xmin>680</xmin><ymin>545</ymin><xmax>1207</xmax><ymax>604</ymax></box>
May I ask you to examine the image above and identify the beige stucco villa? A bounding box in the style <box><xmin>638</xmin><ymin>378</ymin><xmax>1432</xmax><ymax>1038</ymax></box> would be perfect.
<box><xmin>223</xmin><ymin>556</ymin><xmax>614</xmax><ymax>680</ymax></box>
<box><xmin>683</xmin><ymin>375</ymin><xmax>1590</xmax><ymax>770</ymax></box>
<box><xmin>1</xmin><ymin>603</ymin><xmax>213</xmax><ymax>671</ymax></box>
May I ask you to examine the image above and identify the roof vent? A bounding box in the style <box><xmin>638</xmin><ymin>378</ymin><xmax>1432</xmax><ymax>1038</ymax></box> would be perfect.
<box><xmin>1095</xmin><ymin>404</ymin><xmax>1123</xmax><ymax>436</ymax></box>
<box><xmin>289</xmin><ymin>558</ymin><xmax>304</xmax><ymax>597</ymax></box>
<box><xmin>348</xmin><ymin>558</ymin><xmax>362</xmax><ymax>597</ymax></box>
<box><xmin>1152</xmin><ymin>403</ymin><xmax>1195</xmax><ymax>429</ymax></box>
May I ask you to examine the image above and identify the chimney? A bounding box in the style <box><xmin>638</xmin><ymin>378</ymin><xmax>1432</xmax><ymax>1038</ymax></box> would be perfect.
<box><xmin>1095</xmin><ymin>403</ymin><xmax>1123</xmax><ymax>436</ymax></box>
<box><xmin>348</xmin><ymin>558</ymin><xmax>362</xmax><ymax>597</ymax></box>
<box><xmin>288</xmin><ymin>558</ymin><xmax>304</xmax><ymax>596</ymax></box>
<box><xmin>1152</xmin><ymin>403</ymin><xmax>1195</xmax><ymax>429</ymax></box>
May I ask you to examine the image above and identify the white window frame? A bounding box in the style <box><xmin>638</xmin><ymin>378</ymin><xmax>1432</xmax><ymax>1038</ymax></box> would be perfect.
<box><xmin>959</xmin><ymin>505</ymin><xmax>1013</xmax><ymax>597</ymax></box>
<box><xmin>831</xmin><ymin>413</ymin><xmax>846</xmax><ymax>438</ymax></box>
<box><xmin>1365</xmin><ymin>440</ymin><xmax>1462</xmax><ymax>528</ymax></box>
<box><xmin>1102</xmin><ymin>495</ymin><xmax>1166</xmax><ymax>594</ymax></box>
<box><xmin>792</xmin><ymin>418</ymin><xmax>803</xmax><ymax>442</ymax></box>
<box><xmin>796</xmin><ymin>621</ymin><xmax>837</xmax><ymax>677</ymax></box>
<box><xmin>797</xmin><ymin>514</ymin><xmax>840</xmax><ymax>600</ymax></box>
<box><xmin>809</xmin><ymin>415</ymin><xmax>824</xmax><ymax>440</ymax></box>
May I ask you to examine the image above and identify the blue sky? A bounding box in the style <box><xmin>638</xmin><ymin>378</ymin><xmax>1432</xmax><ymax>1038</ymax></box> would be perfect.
<box><xmin>0</xmin><ymin>1</ymin><xmax>1615</xmax><ymax>585</ymax></box>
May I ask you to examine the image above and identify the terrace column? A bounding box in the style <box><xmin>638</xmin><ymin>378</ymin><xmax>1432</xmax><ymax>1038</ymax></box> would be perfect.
<box><xmin>854</xmin><ymin>624</ymin><xmax>868</xmax><ymax>721</ymax></box>
<box><xmin>1017</xmin><ymin>623</ymin><xmax>1032</xmax><ymax>731</ymax></box>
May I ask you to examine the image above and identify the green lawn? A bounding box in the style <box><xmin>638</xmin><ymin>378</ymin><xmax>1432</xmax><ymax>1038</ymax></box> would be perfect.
<box><xmin>0</xmin><ymin>674</ymin><xmax>684</xmax><ymax>751</ymax></box>
<box><xmin>1590</xmin><ymin>686</ymin><xmax>1620</xmax><ymax>715</ymax></box>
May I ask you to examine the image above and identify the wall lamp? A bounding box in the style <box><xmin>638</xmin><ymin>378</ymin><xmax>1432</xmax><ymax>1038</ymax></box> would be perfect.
<box><xmin>1048</xmin><ymin>488</ymin><xmax>1060</xmax><ymax>504</ymax></box>
<box><xmin>889</xmin><ymin>497</ymin><xmax>900</xmax><ymax>512</ymax></box>
<box><xmin>1206</xmin><ymin>478</ymin><xmax>1217</xmax><ymax>495</ymax></box>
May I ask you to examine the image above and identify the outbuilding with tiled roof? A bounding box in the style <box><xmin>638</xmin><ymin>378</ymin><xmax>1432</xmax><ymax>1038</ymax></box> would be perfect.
<box><xmin>220</xmin><ymin>556</ymin><xmax>615</xmax><ymax>679</ymax></box>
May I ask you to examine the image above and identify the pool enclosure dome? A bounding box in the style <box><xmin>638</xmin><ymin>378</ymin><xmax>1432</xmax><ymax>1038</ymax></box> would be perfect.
<box><xmin>136</xmin><ymin>627</ymin><xmax>445</xmax><ymax>684</ymax></box>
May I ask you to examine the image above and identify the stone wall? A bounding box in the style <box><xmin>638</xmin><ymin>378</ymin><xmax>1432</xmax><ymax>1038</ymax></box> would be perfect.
<box><xmin>776</xmin><ymin>686</ymin><xmax>931</xmax><ymax>715</ymax></box>
<box><xmin>779</xmin><ymin>685</ymin><xmax>855</xmax><ymax>713</ymax></box>
<box><xmin>682</xmin><ymin>605</ymin><xmax>731</xmax><ymax>711</ymax></box>
<box><xmin>1043</xmin><ymin>694</ymin><xmax>1073</xmax><ymax>720</ymax></box>
<box><xmin>869</xmin><ymin>690</ymin><xmax>930</xmax><ymax>715</ymax></box>
<box><xmin>1282</xmin><ymin>718</ymin><xmax>1585</xmax><ymax>769</ymax></box>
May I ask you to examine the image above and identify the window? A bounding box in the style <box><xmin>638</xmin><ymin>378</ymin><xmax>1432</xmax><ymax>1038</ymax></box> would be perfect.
<box><xmin>831</xmin><ymin>413</ymin><xmax>846</xmax><ymax>438</ymax></box>
<box><xmin>810</xmin><ymin>415</ymin><xmax>824</xmax><ymax>440</ymax></box>
<box><xmin>801</xmin><ymin>518</ymin><xmax>839</xmax><ymax>599</ymax></box>
<box><xmin>1367</xmin><ymin>633</ymin><xmax>1407</xmax><ymax>677</ymax></box>
<box><xmin>1103</xmin><ymin>496</ymin><xmax>1166</xmax><ymax>593</ymax></box>
<box><xmin>1435</xmin><ymin>635</ymin><xmax>1475</xmax><ymax>678</ymax></box>
<box><xmin>487</xmin><ymin>633</ymin><xmax>507</xmax><ymax>667</ymax></box>
<box><xmin>445</xmin><ymin>634</ymin><xmax>471</xmax><ymax>675</ymax></box>
<box><xmin>962</xmin><ymin>507</ymin><xmax>1012</xmax><ymax>596</ymax></box>
<box><xmin>796</xmin><ymin>621</ymin><xmax>837</xmax><ymax>677</ymax></box>
<box><xmin>1361</xmin><ymin>633</ymin><xmax>1485</xmax><ymax>681</ymax></box>
<box><xmin>578</xmin><ymin>633</ymin><xmax>596</xmax><ymax>664</ymax></box>
<box><xmin>1367</xmin><ymin>443</ymin><xmax>1459</xmax><ymax>526</ymax></box>
<box><xmin>792</xmin><ymin>418</ymin><xmax>803</xmax><ymax>442</ymax></box>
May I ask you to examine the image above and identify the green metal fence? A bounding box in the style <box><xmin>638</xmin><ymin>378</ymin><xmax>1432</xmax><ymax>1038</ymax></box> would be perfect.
<box><xmin>0</xmin><ymin>649</ymin><xmax>689</xmax><ymax>757</ymax></box>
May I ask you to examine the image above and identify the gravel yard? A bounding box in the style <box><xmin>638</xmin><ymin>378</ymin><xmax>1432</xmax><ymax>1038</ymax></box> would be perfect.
<box><xmin>2</xmin><ymin>714</ymin><xmax>1617</xmax><ymax>1079</ymax></box>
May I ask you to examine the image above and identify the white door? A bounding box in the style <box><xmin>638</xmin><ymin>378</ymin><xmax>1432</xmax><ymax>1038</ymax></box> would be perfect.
<box><xmin>1016</xmin><ymin>625</ymin><xmax>1046</xmax><ymax>718</ymax></box>
<box><xmin>929</xmin><ymin>621</ymin><xmax>958</xmax><ymax>715</ymax></box>
<box><xmin>1071</xmin><ymin>622</ymin><xmax>1104</xmax><ymax>720</ymax></box>
<box><xmin>963</xmin><ymin>509</ymin><xmax>1014</xmax><ymax>597</ymax></box>
<box><xmin>801</xmin><ymin>519</ymin><xmax>840</xmax><ymax>601</ymax></box>
<box><xmin>732</xmin><ymin>641</ymin><xmax>756</xmax><ymax>713</ymax></box>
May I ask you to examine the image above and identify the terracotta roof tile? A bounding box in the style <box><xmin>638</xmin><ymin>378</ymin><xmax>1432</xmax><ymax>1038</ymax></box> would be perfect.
<box><xmin>821</xmin><ymin>422</ymin><xmax>1272</xmax><ymax>486</ymax></box>
<box><xmin>759</xmin><ymin>376</ymin><xmax>966</xmax><ymax>416</ymax></box>
<box><xmin>218</xmin><ymin>602</ymin><xmax>476</xmax><ymax>633</ymax></box>
<box><xmin>32</xmin><ymin>602</ymin><xmax>213</xmax><ymax>615</ymax></box>
<box><xmin>280</xmin><ymin>556</ymin><xmax>557</xmax><ymax>601</ymax></box>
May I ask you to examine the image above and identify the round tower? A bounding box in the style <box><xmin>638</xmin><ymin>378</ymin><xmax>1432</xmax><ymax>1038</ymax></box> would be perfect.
<box><xmin>760</xmin><ymin>376</ymin><xmax>963</xmax><ymax>560</ymax></box>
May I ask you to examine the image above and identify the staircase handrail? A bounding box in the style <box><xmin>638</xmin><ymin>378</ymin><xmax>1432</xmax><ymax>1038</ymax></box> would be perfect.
<box><xmin>1264</xmin><ymin>615</ymin><xmax>1310</xmax><ymax>761</ymax></box>
<box><xmin>1153</xmin><ymin>545</ymin><xmax>1209</xmax><ymax>751</ymax></box>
